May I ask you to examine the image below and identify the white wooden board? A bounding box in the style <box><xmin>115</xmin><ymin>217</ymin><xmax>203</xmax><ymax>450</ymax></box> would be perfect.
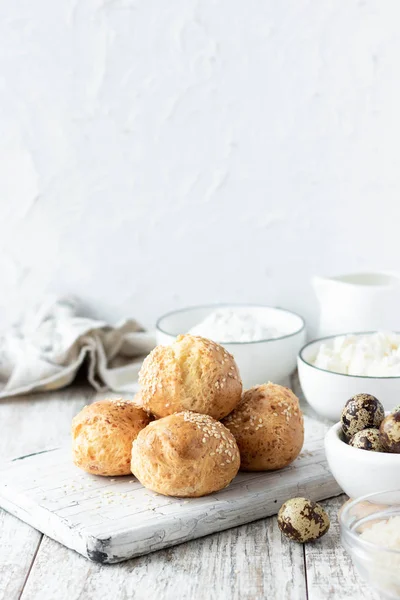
<box><xmin>0</xmin><ymin>416</ymin><xmax>341</xmax><ymax>564</ymax></box>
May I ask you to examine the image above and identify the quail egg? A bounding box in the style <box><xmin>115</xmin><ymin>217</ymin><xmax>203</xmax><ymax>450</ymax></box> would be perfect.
<box><xmin>379</xmin><ymin>411</ymin><xmax>400</xmax><ymax>453</ymax></box>
<box><xmin>341</xmin><ymin>394</ymin><xmax>385</xmax><ymax>439</ymax></box>
<box><xmin>348</xmin><ymin>428</ymin><xmax>384</xmax><ymax>452</ymax></box>
<box><xmin>277</xmin><ymin>497</ymin><xmax>330</xmax><ymax>543</ymax></box>
<box><xmin>392</xmin><ymin>403</ymin><xmax>400</xmax><ymax>414</ymax></box>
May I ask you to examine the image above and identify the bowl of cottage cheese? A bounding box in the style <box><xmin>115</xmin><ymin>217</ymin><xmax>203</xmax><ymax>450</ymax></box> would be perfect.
<box><xmin>156</xmin><ymin>304</ymin><xmax>306</xmax><ymax>388</ymax></box>
<box><xmin>298</xmin><ymin>332</ymin><xmax>400</xmax><ymax>421</ymax></box>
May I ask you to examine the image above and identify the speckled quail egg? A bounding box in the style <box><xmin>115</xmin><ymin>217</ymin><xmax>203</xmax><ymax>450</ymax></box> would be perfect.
<box><xmin>277</xmin><ymin>497</ymin><xmax>330</xmax><ymax>543</ymax></box>
<box><xmin>348</xmin><ymin>428</ymin><xmax>384</xmax><ymax>452</ymax></box>
<box><xmin>341</xmin><ymin>394</ymin><xmax>385</xmax><ymax>439</ymax></box>
<box><xmin>379</xmin><ymin>411</ymin><xmax>400</xmax><ymax>453</ymax></box>
<box><xmin>392</xmin><ymin>403</ymin><xmax>400</xmax><ymax>414</ymax></box>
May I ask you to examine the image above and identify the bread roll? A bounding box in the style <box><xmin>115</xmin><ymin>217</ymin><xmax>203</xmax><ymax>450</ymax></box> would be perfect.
<box><xmin>222</xmin><ymin>382</ymin><xmax>304</xmax><ymax>471</ymax></box>
<box><xmin>139</xmin><ymin>335</ymin><xmax>242</xmax><ymax>420</ymax></box>
<box><xmin>72</xmin><ymin>399</ymin><xmax>151</xmax><ymax>476</ymax></box>
<box><xmin>131</xmin><ymin>411</ymin><xmax>240</xmax><ymax>497</ymax></box>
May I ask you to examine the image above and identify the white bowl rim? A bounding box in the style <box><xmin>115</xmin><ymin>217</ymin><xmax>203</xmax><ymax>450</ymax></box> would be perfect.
<box><xmin>325</xmin><ymin>420</ymin><xmax>400</xmax><ymax>463</ymax></box>
<box><xmin>299</xmin><ymin>331</ymin><xmax>400</xmax><ymax>380</ymax></box>
<box><xmin>319</xmin><ymin>271</ymin><xmax>400</xmax><ymax>288</ymax></box>
<box><xmin>340</xmin><ymin>488</ymin><xmax>400</xmax><ymax>555</ymax></box>
<box><xmin>156</xmin><ymin>303</ymin><xmax>306</xmax><ymax>345</ymax></box>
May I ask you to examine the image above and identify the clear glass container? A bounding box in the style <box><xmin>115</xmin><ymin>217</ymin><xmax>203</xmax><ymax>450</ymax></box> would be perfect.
<box><xmin>340</xmin><ymin>491</ymin><xmax>400</xmax><ymax>599</ymax></box>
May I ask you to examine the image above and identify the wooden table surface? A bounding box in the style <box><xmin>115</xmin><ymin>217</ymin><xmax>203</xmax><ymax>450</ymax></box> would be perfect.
<box><xmin>0</xmin><ymin>385</ymin><xmax>379</xmax><ymax>600</ymax></box>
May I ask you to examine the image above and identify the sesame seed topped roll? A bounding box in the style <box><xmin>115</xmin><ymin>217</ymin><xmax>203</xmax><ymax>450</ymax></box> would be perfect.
<box><xmin>131</xmin><ymin>411</ymin><xmax>240</xmax><ymax>497</ymax></box>
<box><xmin>72</xmin><ymin>399</ymin><xmax>151</xmax><ymax>476</ymax></box>
<box><xmin>222</xmin><ymin>383</ymin><xmax>304</xmax><ymax>471</ymax></box>
<box><xmin>139</xmin><ymin>334</ymin><xmax>242</xmax><ymax>420</ymax></box>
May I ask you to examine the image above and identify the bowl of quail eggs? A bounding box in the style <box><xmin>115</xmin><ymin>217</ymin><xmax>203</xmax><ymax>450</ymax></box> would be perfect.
<box><xmin>325</xmin><ymin>393</ymin><xmax>400</xmax><ymax>498</ymax></box>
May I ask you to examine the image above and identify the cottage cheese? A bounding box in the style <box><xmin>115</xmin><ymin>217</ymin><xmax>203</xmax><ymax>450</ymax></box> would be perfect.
<box><xmin>312</xmin><ymin>332</ymin><xmax>400</xmax><ymax>376</ymax></box>
<box><xmin>188</xmin><ymin>308</ymin><xmax>282</xmax><ymax>343</ymax></box>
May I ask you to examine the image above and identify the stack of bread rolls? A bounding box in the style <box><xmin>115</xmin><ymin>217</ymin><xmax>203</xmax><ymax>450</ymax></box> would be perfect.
<box><xmin>72</xmin><ymin>334</ymin><xmax>304</xmax><ymax>497</ymax></box>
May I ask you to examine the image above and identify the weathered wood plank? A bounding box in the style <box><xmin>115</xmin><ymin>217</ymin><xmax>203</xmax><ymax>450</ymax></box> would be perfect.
<box><xmin>0</xmin><ymin>511</ymin><xmax>42</xmax><ymax>600</ymax></box>
<box><xmin>0</xmin><ymin>384</ymin><xmax>306</xmax><ymax>599</ymax></box>
<box><xmin>20</xmin><ymin>515</ymin><xmax>306</xmax><ymax>600</ymax></box>
<box><xmin>305</xmin><ymin>496</ymin><xmax>379</xmax><ymax>600</ymax></box>
<box><xmin>0</xmin><ymin>412</ymin><xmax>340</xmax><ymax>564</ymax></box>
<box><xmin>0</xmin><ymin>386</ymin><xmax>94</xmax><ymax>600</ymax></box>
<box><xmin>1</xmin><ymin>383</ymin><xmax>378</xmax><ymax>600</ymax></box>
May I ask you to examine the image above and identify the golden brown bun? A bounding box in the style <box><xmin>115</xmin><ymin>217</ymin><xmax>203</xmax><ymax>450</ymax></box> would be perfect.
<box><xmin>222</xmin><ymin>382</ymin><xmax>304</xmax><ymax>471</ymax></box>
<box><xmin>139</xmin><ymin>335</ymin><xmax>242</xmax><ymax>420</ymax></box>
<box><xmin>131</xmin><ymin>411</ymin><xmax>240</xmax><ymax>497</ymax></box>
<box><xmin>72</xmin><ymin>399</ymin><xmax>151</xmax><ymax>476</ymax></box>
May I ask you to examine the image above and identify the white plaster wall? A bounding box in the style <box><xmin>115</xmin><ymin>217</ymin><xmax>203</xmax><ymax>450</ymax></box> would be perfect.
<box><xmin>0</xmin><ymin>0</ymin><xmax>399</xmax><ymax>333</ymax></box>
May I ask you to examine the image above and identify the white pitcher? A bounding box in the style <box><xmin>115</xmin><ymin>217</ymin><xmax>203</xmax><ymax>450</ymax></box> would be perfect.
<box><xmin>313</xmin><ymin>272</ymin><xmax>400</xmax><ymax>337</ymax></box>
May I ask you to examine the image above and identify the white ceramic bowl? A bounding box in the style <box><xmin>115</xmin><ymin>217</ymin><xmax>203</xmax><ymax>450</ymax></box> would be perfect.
<box><xmin>298</xmin><ymin>334</ymin><xmax>400</xmax><ymax>421</ymax></box>
<box><xmin>156</xmin><ymin>304</ymin><xmax>306</xmax><ymax>389</ymax></box>
<box><xmin>325</xmin><ymin>418</ymin><xmax>400</xmax><ymax>498</ymax></box>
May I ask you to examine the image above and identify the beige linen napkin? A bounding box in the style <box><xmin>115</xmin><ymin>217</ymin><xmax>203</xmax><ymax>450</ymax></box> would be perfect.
<box><xmin>0</xmin><ymin>297</ymin><xmax>156</xmax><ymax>398</ymax></box>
